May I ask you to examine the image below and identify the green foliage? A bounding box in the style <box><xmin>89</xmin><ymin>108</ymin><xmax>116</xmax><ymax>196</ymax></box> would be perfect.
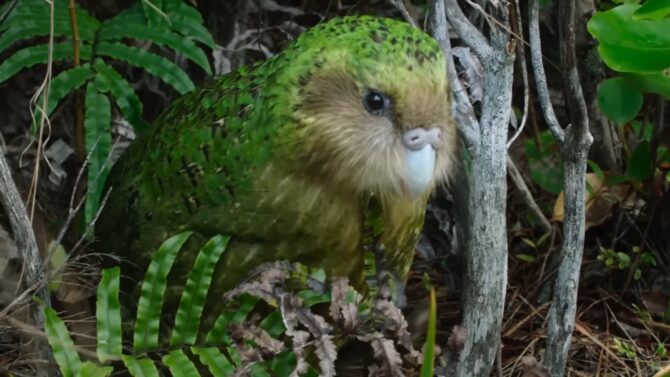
<box><xmin>419</xmin><ymin>287</ymin><xmax>437</xmax><ymax>377</ymax></box>
<box><xmin>588</xmin><ymin>1</ymin><xmax>670</xmax><ymax>130</ymax></box>
<box><xmin>597</xmin><ymin>245</ymin><xmax>656</xmax><ymax>280</ymax></box>
<box><xmin>43</xmin><ymin>230</ymin><xmax>429</xmax><ymax>376</ymax></box>
<box><xmin>0</xmin><ymin>0</ymin><xmax>214</xmax><ymax>228</ymax></box>
<box><xmin>597</xmin><ymin>77</ymin><xmax>643</xmax><ymax>124</ymax></box>
<box><xmin>524</xmin><ymin>131</ymin><xmax>563</xmax><ymax>194</ymax></box>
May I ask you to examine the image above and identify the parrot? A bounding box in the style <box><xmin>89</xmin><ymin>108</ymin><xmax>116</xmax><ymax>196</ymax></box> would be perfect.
<box><xmin>95</xmin><ymin>15</ymin><xmax>457</xmax><ymax>332</ymax></box>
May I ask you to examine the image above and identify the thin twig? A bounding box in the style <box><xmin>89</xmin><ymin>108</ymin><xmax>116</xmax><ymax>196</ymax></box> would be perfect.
<box><xmin>428</xmin><ymin>0</ymin><xmax>478</xmax><ymax>149</ymax></box>
<box><xmin>387</xmin><ymin>0</ymin><xmax>418</xmax><ymax>27</ymax></box>
<box><xmin>507</xmin><ymin>0</ymin><xmax>530</xmax><ymax>148</ymax></box>
<box><xmin>507</xmin><ymin>156</ymin><xmax>552</xmax><ymax>233</ymax></box>
<box><xmin>528</xmin><ymin>0</ymin><xmax>564</xmax><ymax>143</ymax></box>
<box><xmin>0</xmin><ymin>0</ymin><xmax>19</xmax><ymax>28</ymax></box>
<box><xmin>444</xmin><ymin>0</ymin><xmax>492</xmax><ymax>60</ymax></box>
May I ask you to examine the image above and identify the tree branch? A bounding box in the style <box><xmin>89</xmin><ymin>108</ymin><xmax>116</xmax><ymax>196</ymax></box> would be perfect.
<box><xmin>444</xmin><ymin>0</ymin><xmax>492</xmax><ymax>60</ymax></box>
<box><xmin>428</xmin><ymin>0</ymin><xmax>478</xmax><ymax>149</ymax></box>
<box><xmin>531</xmin><ymin>0</ymin><xmax>593</xmax><ymax>375</ymax></box>
<box><xmin>528</xmin><ymin>0</ymin><xmax>564</xmax><ymax>143</ymax></box>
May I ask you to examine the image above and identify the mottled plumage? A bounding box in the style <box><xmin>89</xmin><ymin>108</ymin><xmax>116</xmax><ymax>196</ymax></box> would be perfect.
<box><xmin>97</xmin><ymin>16</ymin><xmax>457</xmax><ymax>327</ymax></box>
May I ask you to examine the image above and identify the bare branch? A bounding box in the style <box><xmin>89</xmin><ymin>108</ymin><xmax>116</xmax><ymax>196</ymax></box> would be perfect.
<box><xmin>507</xmin><ymin>0</ymin><xmax>530</xmax><ymax>148</ymax></box>
<box><xmin>507</xmin><ymin>157</ymin><xmax>552</xmax><ymax>234</ymax></box>
<box><xmin>387</xmin><ymin>0</ymin><xmax>418</xmax><ymax>28</ymax></box>
<box><xmin>536</xmin><ymin>0</ymin><xmax>593</xmax><ymax>375</ymax></box>
<box><xmin>529</xmin><ymin>0</ymin><xmax>564</xmax><ymax>143</ymax></box>
<box><xmin>444</xmin><ymin>0</ymin><xmax>492</xmax><ymax>60</ymax></box>
<box><xmin>428</xmin><ymin>0</ymin><xmax>478</xmax><ymax>149</ymax></box>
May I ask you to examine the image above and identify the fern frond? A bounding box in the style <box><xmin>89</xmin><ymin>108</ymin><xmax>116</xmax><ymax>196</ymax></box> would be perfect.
<box><xmin>162</xmin><ymin>349</ymin><xmax>200</xmax><ymax>377</ymax></box>
<box><xmin>93</xmin><ymin>60</ymin><xmax>145</xmax><ymax>133</ymax></box>
<box><xmin>42</xmin><ymin>64</ymin><xmax>95</xmax><ymax>116</ymax></box>
<box><xmin>191</xmin><ymin>347</ymin><xmax>235</xmax><ymax>376</ymax></box>
<box><xmin>122</xmin><ymin>355</ymin><xmax>160</xmax><ymax>377</ymax></box>
<box><xmin>206</xmin><ymin>294</ymin><xmax>260</xmax><ymax>344</ymax></box>
<box><xmin>171</xmin><ymin>235</ymin><xmax>230</xmax><ymax>346</ymax></box>
<box><xmin>141</xmin><ymin>0</ymin><xmax>168</xmax><ymax>28</ymax></box>
<box><xmin>77</xmin><ymin>361</ymin><xmax>114</xmax><ymax>377</ymax></box>
<box><xmin>0</xmin><ymin>42</ymin><xmax>92</xmax><ymax>85</ymax></box>
<box><xmin>44</xmin><ymin>307</ymin><xmax>82</xmax><ymax>377</ymax></box>
<box><xmin>99</xmin><ymin>23</ymin><xmax>211</xmax><ymax>75</ymax></box>
<box><xmin>164</xmin><ymin>1</ymin><xmax>215</xmax><ymax>48</ymax></box>
<box><xmin>96</xmin><ymin>267</ymin><xmax>122</xmax><ymax>363</ymax></box>
<box><xmin>96</xmin><ymin>41</ymin><xmax>195</xmax><ymax>94</ymax></box>
<box><xmin>84</xmin><ymin>81</ymin><xmax>112</xmax><ymax>228</ymax></box>
<box><xmin>134</xmin><ymin>231</ymin><xmax>193</xmax><ymax>352</ymax></box>
<box><xmin>0</xmin><ymin>0</ymin><xmax>100</xmax><ymax>40</ymax></box>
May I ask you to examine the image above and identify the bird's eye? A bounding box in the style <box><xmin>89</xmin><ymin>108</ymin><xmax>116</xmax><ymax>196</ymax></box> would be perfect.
<box><xmin>363</xmin><ymin>90</ymin><xmax>389</xmax><ymax>115</ymax></box>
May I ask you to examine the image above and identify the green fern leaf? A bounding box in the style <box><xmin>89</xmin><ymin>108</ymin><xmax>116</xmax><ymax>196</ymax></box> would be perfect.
<box><xmin>162</xmin><ymin>349</ymin><xmax>199</xmax><ymax>377</ymax></box>
<box><xmin>84</xmin><ymin>80</ymin><xmax>112</xmax><ymax>229</ymax></box>
<box><xmin>171</xmin><ymin>235</ymin><xmax>230</xmax><ymax>346</ymax></box>
<box><xmin>141</xmin><ymin>0</ymin><xmax>168</xmax><ymax>28</ymax></box>
<box><xmin>0</xmin><ymin>21</ymin><xmax>70</xmax><ymax>53</ymax></box>
<box><xmin>206</xmin><ymin>294</ymin><xmax>260</xmax><ymax>344</ymax></box>
<box><xmin>96</xmin><ymin>41</ymin><xmax>194</xmax><ymax>94</ymax></box>
<box><xmin>98</xmin><ymin>23</ymin><xmax>211</xmax><ymax>74</ymax></box>
<box><xmin>0</xmin><ymin>0</ymin><xmax>100</xmax><ymax>40</ymax></box>
<box><xmin>42</xmin><ymin>64</ymin><xmax>95</xmax><ymax>116</ymax></box>
<box><xmin>134</xmin><ymin>231</ymin><xmax>193</xmax><ymax>352</ymax></box>
<box><xmin>44</xmin><ymin>306</ymin><xmax>82</xmax><ymax>377</ymax></box>
<box><xmin>93</xmin><ymin>60</ymin><xmax>146</xmax><ymax>133</ymax></box>
<box><xmin>0</xmin><ymin>42</ymin><xmax>92</xmax><ymax>85</ymax></box>
<box><xmin>122</xmin><ymin>355</ymin><xmax>160</xmax><ymax>377</ymax></box>
<box><xmin>96</xmin><ymin>267</ymin><xmax>123</xmax><ymax>363</ymax></box>
<box><xmin>164</xmin><ymin>1</ymin><xmax>215</xmax><ymax>48</ymax></box>
<box><xmin>77</xmin><ymin>361</ymin><xmax>113</xmax><ymax>377</ymax></box>
<box><xmin>191</xmin><ymin>347</ymin><xmax>235</xmax><ymax>376</ymax></box>
<box><xmin>260</xmin><ymin>311</ymin><xmax>286</xmax><ymax>339</ymax></box>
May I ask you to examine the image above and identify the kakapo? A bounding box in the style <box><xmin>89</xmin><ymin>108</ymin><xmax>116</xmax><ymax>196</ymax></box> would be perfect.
<box><xmin>96</xmin><ymin>15</ymin><xmax>457</xmax><ymax>327</ymax></box>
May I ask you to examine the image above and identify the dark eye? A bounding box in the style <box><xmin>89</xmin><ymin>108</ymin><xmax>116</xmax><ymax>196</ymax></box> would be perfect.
<box><xmin>363</xmin><ymin>90</ymin><xmax>389</xmax><ymax>115</ymax></box>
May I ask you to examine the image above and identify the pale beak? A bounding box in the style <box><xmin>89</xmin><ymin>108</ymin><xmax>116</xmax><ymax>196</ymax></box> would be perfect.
<box><xmin>402</xmin><ymin>128</ymin><xmax>440</xmax><ymax>197</ymax></box>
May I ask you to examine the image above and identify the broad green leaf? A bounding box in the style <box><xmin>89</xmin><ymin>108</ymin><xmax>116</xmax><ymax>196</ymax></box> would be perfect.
<box><xmin>597</xmin><ymin>77</ymin><xmax>643</xmax><ymax>124</ymax></box>
<box><xmin>96</xmin><ymin>267</ymin><xmax>122</xmax><ymax>363</ymax></box>
<box><xmin>99</xmin><ymin>24</ymin><xmax>211</xmax><ymax>74</ymax></box>
<box><xmin>622</xmin><ymin>71</ymin><xmax>670</xmax><ymax>99</ymax></box>
<box><xmin>93</xmin><ymin>60</ymin><xmax>146</xmax><ymax>132</ymax></box>
<box><xmin>626</xmin><ymin>140</ymin><xmax>654</xmax><ymax>182</ymax></box>
<box><xmin>44</xmin><ymin>307</ymin><xmax>82</xmax><ymax>377</ymax></box>
<box><xmin>134</xmin><ymin>231</ymin><xmax>193</xmax><ymax>351</ymax></box>
<box><xmin>43</xmin><ymin>65</ymin><xmax>95</xmax><ymax>116</ymax></box>
<box><xmin>0</xmin><ymin>42</ymin><xmax>92</xmax><ymax>85</ymax></box>
<box><xmin>84</xmin><ymin>81</ymin><xmax>112</xmax><ymax>230</ymax></box>
<box><xmin>96</xmin><ymin>41</ymin><xmax>194</xmax><ymax>94</ymax></box>
<box><xmin>251</xmin><ymin>364</ymin><xmax>273</xmax><ymax>377</ymax></box>
<box><xmin>588</xmin><ymin>160</ymin><xmax>605</xmax><ymax>182</ymax></box>
<box><xmin>0</xmin><ymin>21</ymin><xmax>70</xmax><ymax>54</ymax></box>
<box><xmin>171</xmin><ymin>235</ymin><xmax>230</xmax><ymax>346</ymax></box>
<box><xmin>588</xmin><ymin>4</ymin><xmax>670</xmax><ymax>73</ymax></box>
<box><xmin>76</xmin><ymin>361</ymin><xmax>113</xmax><ymax>377</ymax></box>
<box><xmin>192</xmin><ymin>347</ymin><xmax>235</xmax><ymax>377</ymax></box>
<box><xmin>206</xmin><ymin>294</ymin><xmax>260</xmax><ymax>344</ymax></box>
<box><xmin>266</xmin><ymin>352</ymin><xmax>299</xmax><ymax>377</ymax></box>
<box><xmin>162</xmin><ymin>349</ymin><xmax>199</xmax><ymax>377</ymax></box>
<box><xmin>122</xmin><ymin>355</ymin><xmax>160</xmax><ymax>377</ymax></box>
<box><xmin>420</xmin><ymin>288</ymin><xmax>437</xmax><ymax>377</ymax></box>
<box><xmin>164</xmin><ymin>1</ymin><xmax>215</xmax><ymax>47</ymax></box>
<box><xmin>633</xmin><ymin>0</ymin><xmax>670</xmax><ymax>20</ymax></box>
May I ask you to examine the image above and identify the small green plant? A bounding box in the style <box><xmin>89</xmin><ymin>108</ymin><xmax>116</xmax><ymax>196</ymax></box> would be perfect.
<box><xmin>613</xmin><ymin>338</ymin><xmax>637</xmax><ymax>359</ymax></box>
<box><xmin>597</xmin><ymin>245</ymin><xmax>656</xmax><ymax>280</ymax></box>
<box><xmin>42</xmin><ymin>232</ymin><xmax>428</xmax><ymax>376</ymax></box>
<box><xmin>0</xmin><ymin>0</ymin><xmax>214</xmax><ymax>227</ymax></box>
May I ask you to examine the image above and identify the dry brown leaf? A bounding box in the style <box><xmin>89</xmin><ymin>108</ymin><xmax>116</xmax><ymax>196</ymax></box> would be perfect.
<box><xmin>641</xmin><ymin>291</ymin><xmax>670</xmax><ymax>316</ymax></box>
<box><xmin>329</xmin><ymin>277</ymin><xmax>359</xmax><ymax>331</ymax></box>
<box><xmin>357</xmin><ymin>332</ymin><xmax>405</xmax><ymax>377</ymax></box>
<box><xmin>552</xmin><ymin>173</ymin><xmax>630</xmax><ymax>229</ymax></box>
<box><xmin>447</xmin><ymin>325</ymin><xmax>467</xmax><ymax>353</ymax></box>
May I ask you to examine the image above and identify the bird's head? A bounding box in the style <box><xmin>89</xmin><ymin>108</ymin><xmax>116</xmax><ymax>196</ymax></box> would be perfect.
<box><xmin>278</xmin><ymin>16</ymin><xmax>458</xmax><ymax>200</ymax></box>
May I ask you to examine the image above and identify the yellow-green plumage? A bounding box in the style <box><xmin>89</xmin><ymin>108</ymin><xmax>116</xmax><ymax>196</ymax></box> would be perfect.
<box><xmin>96</xmin><ymin>16</ymin><xmax>456</xmax><ymax>327</ymax></box>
